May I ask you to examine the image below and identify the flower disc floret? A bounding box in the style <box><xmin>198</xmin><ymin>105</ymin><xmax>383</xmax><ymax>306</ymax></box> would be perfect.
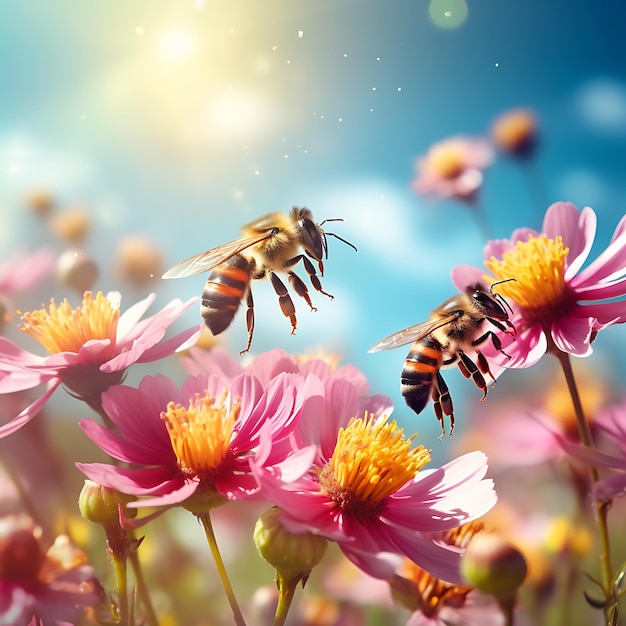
<box><xmin>20</xmin><ymin>291</ymin><xmax>119</xmax><ymax>354</ymax></box>
<box><xmin>484</xmin><ymin>235</ymin><xmax>578</xmax><ymax>329</ymax></box>
<box><xmin>163</xmin><ymin>392</ymin><xmax>239</xmax><ymax>479</ymax></box>
<box><xmin>318</xmin><ymin>414</ymin><xmax>430</xmax><ymax>519</ymax></box>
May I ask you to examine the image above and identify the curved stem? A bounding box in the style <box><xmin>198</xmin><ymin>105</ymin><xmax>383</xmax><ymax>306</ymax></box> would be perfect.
<box><xmin>553</xmin><ymin>351</ymin><xmax>613</xmax><ymax>615</ymax></box>
<box><xmin>128</xmin><ymin>541</ymin><xmax>159</xmax><ymax>626</ymax></box>
<box><xmin>273</xmin><ymin>576</ymin><xmax>298</xmax><ymax>626</ymax></box>
<box><xmin>198</xmin><ymin>511</ymin><xmax>247</xmax><ymax>626</ymax></box>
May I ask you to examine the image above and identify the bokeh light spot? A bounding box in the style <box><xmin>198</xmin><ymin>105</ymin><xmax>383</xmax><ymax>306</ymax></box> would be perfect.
<box><xmin>429</xmin><ymin>0</ymin><xmax>469</xmax><ymax>29</ymax></box>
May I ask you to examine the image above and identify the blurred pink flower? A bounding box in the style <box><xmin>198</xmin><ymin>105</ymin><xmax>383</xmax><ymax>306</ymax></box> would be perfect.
<box><xmin>0</xmin><ymin>515</ymin><xmax>102</xmax><ymax>626</ymax></box>
<box><xmin>558</xmin><ymin>397</ymin><xmax>626</xmax><ymax>499</ymax></box>
<box><xmin>255</xmin><ymin>375</ymin><xmax>497</xmax><ymax>585</ymax></box>
<box><xmin>452</xmin><ymin>201</ymin><xmax>626</xmax><ymax>368</ymax></box>
<box><xmin>0</xmin><ymin>291</ymin><xmax>201</xmax><ymax>438</ymax></box>
<box><xmin>183</xmin><ymin>346</ymin><xmax>367</xmax><ymax>391</ymax></box>
<box><xmin>77</xmin><ymin>371</ymin><xmax>319</xmax><ymax>515</ymax></box>
<box><xmin>412</xmin><ymin>136</ymin><xmax>494</xmax><ymax>202</ymax></box>
<box><xmin>183</xmin><ymin>345</ymin><xmax>391</xmax><ymax>417</ymax></box>
<box><xmin>0</xmin><ymin>248</ymin><xmax>54</xmax><ymax>329</ymax></box>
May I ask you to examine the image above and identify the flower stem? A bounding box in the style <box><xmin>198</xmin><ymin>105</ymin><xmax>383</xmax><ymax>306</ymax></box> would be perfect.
<box><xmin>198</xmin><ymin>511</ymin><xmax>247</xmax><ymax>626</ymax></box>
<box><xmin>273</xmin><ymin>575</ymin><xmax>298</xmax><ymax>626</ymax></box>
<box><xmin>128</xmin><ymin>540</ymin><xmax>159</xmax><ymax>626</ymax></box>
<box><xmin>553</xmin><ymin>351</ymin><xmax>614</xmax><ymax>615</ymax></box>
<box><xmin>111</xmin><ymin>551</ymin><xmax>129</xmax><ymax>625</ymax></box>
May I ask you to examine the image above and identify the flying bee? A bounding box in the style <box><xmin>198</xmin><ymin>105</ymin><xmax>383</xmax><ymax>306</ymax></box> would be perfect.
<box><xmin>368</xmin><ymin>282</ymin><xmax>516</xmax><ymax>438</ymax></box>
<box><xmin>162</xmin><ymin>207</ymin><xmax>356</xmax><ymax>353</ymax></box>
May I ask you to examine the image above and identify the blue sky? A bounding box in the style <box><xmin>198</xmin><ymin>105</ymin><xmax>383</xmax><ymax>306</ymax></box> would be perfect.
<box><xmin>2</xmin><ymin>1</ymin><xmax>625</xmax><ymax>449</ymax></box>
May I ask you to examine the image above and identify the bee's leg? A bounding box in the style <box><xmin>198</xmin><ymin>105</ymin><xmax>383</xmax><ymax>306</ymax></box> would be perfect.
<box><xmin>472</xmin><ymin>328</ymin><xmax>512</xmax><ymax>359</ymax></box>
<box><xmin>475</xmin><ymin>351</ymin><xmax>496</xmax><ymax>384</ymax></box>
<box><xmin>287</xmin><ymin>271</ymin><xmax>317</xmax><ymax>311</ymax></box>
<box><xmin>240</xmin><ymin>290</ymin><xmax>255</xmax><ymax>355</ymax></box>
<box><xmin>269</xmin><ymin>272</ymin><xmax>297</xmax><ymax>334</ymax></box>
<box><xmin>432</xmin><ymin>372</ymin><xmax>454</xmax><ymax>439</ymax></box>
<box><xmin>286</xmin><ymin>255</ymin><xmax>334</xmax><ymax>299</ymax></box>
<box><xmin>456</xmin><ymin>351</ymin><xmax>488</xmax><ymax>401</ymax></box>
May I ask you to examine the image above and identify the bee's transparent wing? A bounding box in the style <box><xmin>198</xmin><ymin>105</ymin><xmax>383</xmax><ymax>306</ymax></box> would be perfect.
<box><xmin>162</xmin><ymin>232</ymin><xmax>272</xmax><ymax>279</ymax></box>
<box><xmin>368</xmin><ymin>315</ymin><xmax>458</xmax><ymax>352</ymax></box>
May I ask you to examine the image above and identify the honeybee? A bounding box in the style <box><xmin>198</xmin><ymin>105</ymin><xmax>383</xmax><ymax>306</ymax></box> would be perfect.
<box><xmin>369</xmin><ymin>282</ymin><xmax>516</xmax><ymax>438</ymax></box>
<box><xmin>162</xmin><ymin>207</ymin><xmax>356</xmax><ymax>353</ymax></box>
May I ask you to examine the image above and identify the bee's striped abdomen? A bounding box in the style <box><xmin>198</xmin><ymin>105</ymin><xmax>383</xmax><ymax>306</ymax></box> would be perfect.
<box><xmin>201</xmin><ymin>254</ymin><xmax>252</xmax><ymax>335</ymax></box>
<box><xmin>400</xmin><ymin>336</ymin><xmax>443</xmax><ymax>415</ymax></box>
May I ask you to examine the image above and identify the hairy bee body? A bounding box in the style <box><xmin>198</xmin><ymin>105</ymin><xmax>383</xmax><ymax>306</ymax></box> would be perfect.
<box><xmin>163</xmin><ymin>207</ymin><xmax>355</xmax><ymax>353</ymax></box>
<box><xmin>201</xmin><ymin>254</ymin><xmax>252</xmax><ymax>336</ymax></box>
<box><xmin>370</xmin><ymin>284</ymin><xmax>516</xmax><ymax>438</ymax></box>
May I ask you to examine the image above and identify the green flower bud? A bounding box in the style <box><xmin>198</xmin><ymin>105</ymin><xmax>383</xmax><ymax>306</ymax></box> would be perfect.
<box><xmin>460</xmin><ymin>532</ymin><xmax>527</xmax><ymax>597</ymax></box>
<box><xmin>78</xmin><ymin>480</ymin><xmax>137</xmax><ymax>527</ymax></box>
<box><xmin>254</xmin><ymin>507</ymin><xmax>328</xmax><ymax>586</ymax></box>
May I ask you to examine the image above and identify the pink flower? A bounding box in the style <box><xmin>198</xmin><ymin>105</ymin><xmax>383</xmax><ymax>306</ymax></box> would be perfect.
<box><xmin>452</xmin><ymin>201</ymin><xmax>626</xmax><ymax>368</ymax></box>
<box><xmin>0</xmin><ymin>291</ymin><xmax>201</xmax><ymax>438</ymax></box>
<box><xmin>0</xmin><ymin>248</ymin><xmax>54</xmax><ymax>330</ymax></box>
<box><xmin>0</xmin><ymin>515</ymin><xmax>102</xmax><ymax>626</ymax></box>
<box><xmin>183</xmin><ymin>345</ymin><xmax>391</xmax><ymax>417</ymax></box>
<box><xmin>558</xmin><ymin>397</ymin><xmax>626</xmax><ymax>500</ymax></box>
<box><xmin>183</xmin><ymin>346</ymin><xmax>370</xmax><ymax>393</ymax></box>
<box><xmin>254</xmin><ymin>376</ymin><xmax>497</xmax><ymax>584</ymax></box>
<box><xmin>411</xmin><ymin>136</ymin><xmax>494</xmax><ymax>202</ymax></box>
<box><xmin>76</xmin><ymin>371</ymin><xmax>319</xmax><ymax>515</ymax></box>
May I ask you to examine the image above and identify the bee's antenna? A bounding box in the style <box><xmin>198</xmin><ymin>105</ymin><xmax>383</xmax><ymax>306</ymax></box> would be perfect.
<box><xmin>489</xmin><ymin>279</ymin><xmax>516</xmax><ymax>315</ymax></box>
<box><xmin>325</xmin><ymin>232</ymin><xmax>358</xmax><ymax>252</ymax></box>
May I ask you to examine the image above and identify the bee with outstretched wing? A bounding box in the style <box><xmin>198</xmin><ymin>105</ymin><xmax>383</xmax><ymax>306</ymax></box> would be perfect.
<box><xmin>369</xmin><ymin>282</ymin><xmax>516</xmax><ymax>438</ymax></box>
<box><xmin>163</xmin><ymin>207</ymin><xmax>356</xmax><ymax>353</ymax></box>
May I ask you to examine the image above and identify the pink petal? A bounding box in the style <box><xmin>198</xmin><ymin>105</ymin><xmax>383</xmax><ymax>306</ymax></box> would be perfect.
<box><xmin>574</xmin><ymin>277</ymin><xmax>626</xmax><ymax>300</ymax></box>
<box><xmin>594</xmin><ymin>474</ymin><xmax>626</xmax><ymax>499</ymax></box>
<box><xmin>350</xmin><ymin>522</ymin><xmax>465</xmax><ymax>585</ymax></box>
<box><xmin>0</xmin><ymin>379</ymin><xmax>60</xmax><ymax>438</ymax></box>
<box><xmin>571</xmin><ymin>228</ymin><xmax>626</xmax><ymax>286</ymax></box>
<box><xmin>451</xmin><ymin>265</ymin><xmax>484</xmax><ymax>292</ymax></box>
<box><xmin>127</xmin><ymin>479</ymin><xmax>199</xmax><ymax>508</ymax></box>
<box><xmin>560</xmin><ymin>440</ymin><xmax>626</xmax><ymax>471</ymax></box>
<box><xmin>102</xmin><ymin>326</ymin><xmax>167</xmax><ymax>372</ymax></box>
<box><xmin>385</xmin><ymin>452</ymin><xmax>496</xmax><ymax>530</ymax></box>
<box><xmin>181</xmin><ymin>346</ymin><xmax>243</xmax><ymax>381</ymax></box>
<box><xmin>247</xmin><ymin>348</ymin><xmax>299</xmax><ymax>385</ymax></box>
<box><xmin>542</xmin><ymin>202</ymin><xmax>596</xmax><ymax>279</ymax></box>
<box><xmin>76</xmin><ymin>462</ymin><xmax>185</xmax><ymax>496</ymax></box>
<box><xmin>488</xmin><ymin>322</ymin><xmax>546</xmax><ymax>369</ymax></box>
<box><xmin>610</xmin><ymin>213</ymin><xmax>626</xmax><ymax>243</ymax></box>
<box><xmin>99</xmin><ymin>384</ymin><xmax>174</xmax><ymax>458</ymax></box>
<box><xmin>115</xmin><ymin>293</ymin><xmax>157</xmax><ymax>338</ymax></box>
<box><xmin>136</xmin><ymin>324</ymin><xmax>203</xmax><ymax>364</ymax></box>
<box><xmin>550</xmin><ymin>317</ymin><xmax>594</xmax><ymax>357</ymax></box>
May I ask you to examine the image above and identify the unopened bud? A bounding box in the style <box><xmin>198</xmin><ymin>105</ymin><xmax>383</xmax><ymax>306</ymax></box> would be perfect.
<box><xmin>51</xmin><ymin>206</ymin><xmax>91</xmax><ymax>242</ymax></box>
<box><xmin>79</xmin><ymin>480</ymin><xmax>136</xmax><ymax>527</ymax></box>
<box><xmin>460</xmin><ymin>532</ymin><xmax>527</xmax><ymax>597</ymax></box>
<box><xmin>254</xmin><ymin>507</ymin><xmax>327</xmax><ymax>586</ymax></box>
<box><xmin>57</xmin><ymin>249</ymin><xmax>99</xmax><ymax>292</ymax></box>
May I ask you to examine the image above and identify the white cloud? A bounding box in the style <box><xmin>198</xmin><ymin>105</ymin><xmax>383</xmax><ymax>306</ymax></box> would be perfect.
<box><xmin>574</xmin><ymin>77</ymin><xmax>626</xmax><ymax>135</ymax></box>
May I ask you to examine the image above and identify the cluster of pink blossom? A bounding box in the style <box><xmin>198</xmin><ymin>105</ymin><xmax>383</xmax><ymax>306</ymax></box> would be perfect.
<box><xmin>0</xmin><ymin>196</ymin><xmax>625</xmax><ymax>625</ymax></box>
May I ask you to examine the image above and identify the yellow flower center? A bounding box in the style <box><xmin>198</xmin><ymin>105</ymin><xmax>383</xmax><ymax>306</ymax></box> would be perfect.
<box><xmin>428</xmin><ymin>144</ymin><xmax>466</xmax><ymax>179</ymax></box>
<box><xmin>162</xmin><ymin>392</ymin><xmax>239</xmax><ymax>481</ymax></box>
<box><xmin>20</xmin><ymin>291</ymin><xmax>119</xmax><ymax>354</ymax></box>
<box><xmin>318</xmin><ymin>414</ymin><xmax>431</xmax><ymax>520</ymax></box>
<box><xmin>484</xmin><ymin>235</ymin><xmax>576</xmax><ymax>328</ymax></box>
